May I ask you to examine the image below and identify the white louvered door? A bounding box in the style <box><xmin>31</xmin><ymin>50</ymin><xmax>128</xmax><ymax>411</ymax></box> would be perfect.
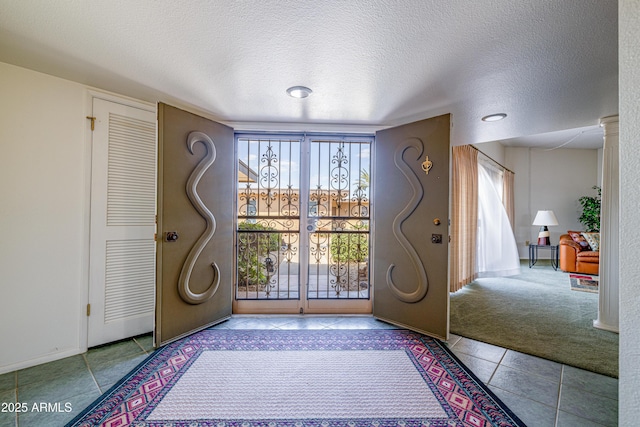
<box><xmin>88</xmin><ymin>98</ymin><xmax>156</xmax><ymax>347</ymax></box>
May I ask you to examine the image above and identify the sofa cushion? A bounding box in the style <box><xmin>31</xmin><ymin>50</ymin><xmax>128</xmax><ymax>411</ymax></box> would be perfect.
<box><xmin>559</xmin><ymin>234</ymin><xmax>581</xmax><ymax>251</ymax></box>
<box><xmin>577</xmin><ymin>251</ymin><xmax>599</xmax><ymax>263</ymax></box>
<box><xmin>581</xmin><ymin>232</ymin><xmax>600</xmax><ymax>251</ymax></box>
<box><xmin>568</xmin><ymin>230</ymin><xmax>592</xmax><ymax>251</ymax></box>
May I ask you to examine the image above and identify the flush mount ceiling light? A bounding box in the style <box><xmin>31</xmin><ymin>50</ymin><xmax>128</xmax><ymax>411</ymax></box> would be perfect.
<box><xmin>286</xmin><ymin>86</ymin><xmax>312</xmax><ymax>98</ymax></box>
<box><xmin>481</xmin><ymin>113</ymin><xmax>507</xmax><ymax>122</ymax></box>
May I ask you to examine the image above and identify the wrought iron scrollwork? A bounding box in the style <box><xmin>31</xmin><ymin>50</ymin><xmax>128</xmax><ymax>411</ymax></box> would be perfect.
<box><xmin>259</xmin><ymin>144</ymin><xmax>279</xmax><ymax>212</ymax></box>
<box><xmin>280</xmin><ymin>232</ymin><xmax>299</xmax><ymax>263</ymax></box>
<box><xmin>350</xmin><ymin>184</ymin><xmax>369</xmax><ymax>217</ymax></box>
<box><xmin>281</xmin><ymin>184</ymin><xmax>299</xmax><ymax>216</ymax></box>
<box><xmin>236</xmin><ymin>137</ymin><xmax>371</xmax><ymax>301</ymax></box>
<box><xmin>330</xmin><ymin>143</ymin><xmax>349</xmax><ymax>213</ymax></box>
<box><xmin>310</xmin><ymin>232</ymin><xmax>329</xmax><ymax>264</ymax></box>
<box><xmin>238</xmin><ymin>183</ymin><xmax>257</xmax><ymax>217</ymax></box>
<box><xmin>309</xmin><ymin>185</ymin><xmax>329</xmax><ymax>217</ymax></box>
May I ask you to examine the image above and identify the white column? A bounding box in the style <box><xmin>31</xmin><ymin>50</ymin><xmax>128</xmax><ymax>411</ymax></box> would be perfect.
<box><xmin>593</xmin><ymin>115</ymin><xmax>619</xmax><ymax>332</ymax></box>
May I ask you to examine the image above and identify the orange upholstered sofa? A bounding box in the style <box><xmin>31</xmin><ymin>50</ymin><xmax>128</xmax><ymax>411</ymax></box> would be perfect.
<box><xmin>559</xmin><ymin>232</ymin><xmax>599</xmax><ymax>275</ymax></box>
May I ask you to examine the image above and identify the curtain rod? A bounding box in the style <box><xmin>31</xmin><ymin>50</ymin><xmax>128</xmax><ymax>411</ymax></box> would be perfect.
<box><xmin>470</xmin><ymin>145</ymin><xmax>514</xmax><ymax>174</ymax></box>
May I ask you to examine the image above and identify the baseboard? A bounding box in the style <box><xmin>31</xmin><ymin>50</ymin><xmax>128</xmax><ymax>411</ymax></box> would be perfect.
<box><xmin>593</xmin><ymin>319</ymin><xmax>619</xmax><ymax>333</ymax></box>
<box><xmin>0</xmin><ymin>347</ymin><xmax>85</xmax><ymax>375</ymax></box>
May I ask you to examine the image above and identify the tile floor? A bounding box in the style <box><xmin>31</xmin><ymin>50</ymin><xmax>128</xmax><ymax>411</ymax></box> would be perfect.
<box><xmin>0</xmin><ymin>315</ymin><xmax>618</xmax><ymax>427</ymax></box>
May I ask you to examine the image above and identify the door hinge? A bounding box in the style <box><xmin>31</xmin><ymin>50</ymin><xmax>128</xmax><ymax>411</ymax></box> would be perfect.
<box><xmin>86</xmin><ymin>116</ymin><xmax>96</xmax><ymax>131</ymax></box>
<box><xmin>86</xmin><ymin>303</ymin><xmax>91</xmax><ymax>316</ymax></box>
<box><xmin>154</xmin><ymin>233</ymin><xmax>157</xmax><ymax>241</ymax></box>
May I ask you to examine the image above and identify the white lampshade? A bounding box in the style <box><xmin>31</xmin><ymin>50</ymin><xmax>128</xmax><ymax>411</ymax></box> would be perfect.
<box><xmin>532</xmin><ymin>210</ymin><xmax>559</xmax><ymax>226</ymax></box>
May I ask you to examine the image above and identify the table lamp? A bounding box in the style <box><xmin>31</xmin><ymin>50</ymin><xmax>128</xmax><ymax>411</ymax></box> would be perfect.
<box><xmin>532</xmin><ymin>210</ymin><xmax>558</xmax><ymax>245</ymax></box>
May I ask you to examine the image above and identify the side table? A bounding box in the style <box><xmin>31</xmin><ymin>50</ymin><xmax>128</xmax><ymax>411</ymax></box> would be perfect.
<box><xmin>529</xmin><ymin>244</ymin><xmax>559</xmax><ymax>271</ymax></box>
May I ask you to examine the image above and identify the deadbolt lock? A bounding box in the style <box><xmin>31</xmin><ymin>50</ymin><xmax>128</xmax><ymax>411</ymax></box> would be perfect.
<box><xmin>433</xmin><ymin>218</ymin><xmax>441</xmax><ymax>226</ymax></box>
<box><xmin>165</xmin><ymin>231</ymin><xmax>179</xmax><ymax>242</ymax></box>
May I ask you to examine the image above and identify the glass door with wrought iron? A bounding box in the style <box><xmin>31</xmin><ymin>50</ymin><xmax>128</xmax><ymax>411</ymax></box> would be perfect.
<box><xmin>305</xmin><ymin>137</ymin><xmax>372</xmax><ymax>313</ymax></box>
<box><xmin>234</xmin><ymin>134</ymin><xmax>373</xmax><ymax>314</ymax></box>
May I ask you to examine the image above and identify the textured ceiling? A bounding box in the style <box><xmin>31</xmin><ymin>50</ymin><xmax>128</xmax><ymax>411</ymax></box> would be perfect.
<box><xmin>0</xmin><ymin>0</ymin><xmax>618</xmax><ymax>147</ymax></box>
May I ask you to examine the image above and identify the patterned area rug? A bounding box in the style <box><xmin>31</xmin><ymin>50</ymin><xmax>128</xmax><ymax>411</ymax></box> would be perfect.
<box><xmin>569</xmin><ymin>273</ymin><xmax>599</xmax><ymax>293</ymax></box>
<box><xmin>66</xmin><ymin>329</ymin><xmax>524</xmax><ymax>427</ymax></box>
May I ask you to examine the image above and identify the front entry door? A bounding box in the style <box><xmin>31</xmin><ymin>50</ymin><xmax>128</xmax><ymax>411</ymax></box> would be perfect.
<box><xmin>234</xmin><ymin>134</ymin><xmax>373</xmax><ymax>314</ymax></box>
<box><xmin>155</xmin><ymin>103</ymin><xmax>234</xmax><ymax>346</ymax></box>
<box><xmin>373</xmin><ymin>114</ymin><xmax>451</xmax><ymax>340</ymax></box>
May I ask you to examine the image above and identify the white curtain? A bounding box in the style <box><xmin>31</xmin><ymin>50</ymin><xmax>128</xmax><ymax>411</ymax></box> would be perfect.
<box><xmin>476</xmin><ymin>161</ymin><xmax>520</xmax><ymax>277</ymax></box>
